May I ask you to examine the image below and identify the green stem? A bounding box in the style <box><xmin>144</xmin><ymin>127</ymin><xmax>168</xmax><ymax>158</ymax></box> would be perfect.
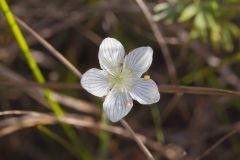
<box><xmin>0</xmin><ymin>1</ymin><xmax>90</xmax><ymax>159</ymax></box>
<box><xmin>98</xmin><ymin>113</ymin><xmax>110</xmax><ymax>159</ymax></box>
<box><xmin>151</xmin><ymin>105</ymin><xmax>164</xmax><ymax>143</ymax></box>
<box><xmin>38</xmin><ymin>125</ymin><xmax>80</xmax><ymax>158</ymax></box>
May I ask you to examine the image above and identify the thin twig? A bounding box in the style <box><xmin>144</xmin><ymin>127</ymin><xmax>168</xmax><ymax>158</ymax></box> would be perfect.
<box><xmin>0</xmin><ymin>64</ymin><xmax>97</xmax><ymax>114</ymax></box>
<box><xmin>135</xmin><ymin>0</ymin><xmax>177</xmax><ymax>83</ymax></box>
<box><xmin>15</xmin><ymin>16</ymin><xmax>82</xmax><ymax>78</ymax></box>
<box><xmin>158</xmin><ymin>85</ymin><xmax>240</xmax><ymax>97</ymax></box>
<box><xmin>161</xmin><ymin>93</ymin><xmax>183</xmax><ymax>121</ymax></box>
<box><xmin>0</xmin><ymin>110</ymin><xmax>42</xmax><ymax>116</ymax></box>
<box><xmin>120</xmin><ymin>119</ymin><xmax>155</xmax><ymax>160</ymax></box>
<box><xmin>0</xmin><ymin>110</ymin><xmax>183</xmax><ymax>159</ymax></box>
<box><xmin>195</xmin><ymin>126</ymin><xmax>240</xmax><ymax>160</ymax></box>
<box><xmin>0</xmin><ymin>81</ymin><xmax>82</xmax><ymax>89</ymax></box>
<box><xmin>1</xmin><ymin>80</ymin><xmax>240</xmax><ymax>97</ymax></box>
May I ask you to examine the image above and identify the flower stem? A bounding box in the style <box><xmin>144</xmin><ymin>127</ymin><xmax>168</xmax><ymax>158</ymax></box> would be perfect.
<box><xmin>120</xmin><ymin>119</ymin><xmax>155</xmax><ymax>160</ymax></box>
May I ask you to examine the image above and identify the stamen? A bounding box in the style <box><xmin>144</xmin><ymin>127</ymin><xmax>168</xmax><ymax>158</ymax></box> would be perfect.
<box><xmin>108</xmin><ymin>67</ymin><xmax>136</xmax><ymax>92</ymax></box>
<box><xmin>144</xmin><ymin>75</ymin><xmax>150</xmax><ymax>80</ymax></box>
<box><xmin>126</xmin><ymin>101</ymin><xmax>133</xmax><ymax>107</ymax></box>
<box><xmin>116</xmin><ymin>75</ymin><xmax>124</xmax><ymax>81</ymax></box>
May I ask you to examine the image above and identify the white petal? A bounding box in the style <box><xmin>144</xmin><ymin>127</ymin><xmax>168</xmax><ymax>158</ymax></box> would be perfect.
<box><xmin>81</xmin><ymin>68</ymin><xmax>111</xmax><ymax>97</ymax></box>
<box><xmin>98</xmin><ymin>37</ymin><xmax>125</xmax><ymax>75</ymax></box>
<box><xmin>130</xmin><ymin>78</ymin><xmax>160</xmax><ymax>105</ymax></box>
<box><xmin>123</xmin><ymin>47</ymin><xmax>153</xmax><ymax>77</ymax></box>
<box><xmin>103</xmin><ymin>88</ymin><xmax>133</xmax><ymax>122</ymax></box>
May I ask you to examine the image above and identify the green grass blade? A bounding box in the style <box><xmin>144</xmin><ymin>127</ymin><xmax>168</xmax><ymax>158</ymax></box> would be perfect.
<box><xmin>38</xmin><ymin>125</ymin><xmax>91</xmax><ymax>160</ymax></box>
<box><xmin>98</xmin><ymin>113</ymin><xmax>110</xmax><ymax>159</ymax></box>
<box><xmin>0</xmin><ymin>1</ymin><xmax>91</xmax><ymax>159</ymax></box>
<box><xmin>151</xmin><ymin>105</ymin><xmax>165</xmax><ymax>143</ymax></box>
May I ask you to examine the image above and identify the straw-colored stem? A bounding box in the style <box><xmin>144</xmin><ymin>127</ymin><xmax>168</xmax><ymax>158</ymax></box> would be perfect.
<box><xmin>135</xmin><ymin>0</ymin><xmax>177</xmax><ymax>84</ymax></box>
<box><xmin>120</xmin><ymin>119</ymin><xmax>155</xmax><ymax>160</ymax></box>
<box><xmin>15</xmin><ymin>16</ymin><xmax>82</xmax><ymax>78</ymax></box>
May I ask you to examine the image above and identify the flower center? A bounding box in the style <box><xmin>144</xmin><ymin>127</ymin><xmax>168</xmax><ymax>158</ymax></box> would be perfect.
<box><xmin>115</xmin><ymin>75</ymin><xmax>124</xmax><ymax>82</ymax></box>
<box><xmin>108</xmin><ymin>66</ymin><xmax>136</xmax><ymax>92</ymax></box>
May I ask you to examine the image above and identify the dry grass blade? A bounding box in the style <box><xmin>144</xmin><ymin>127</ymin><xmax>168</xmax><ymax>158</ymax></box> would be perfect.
<box><xmin>195</xmin><ymin>124</ymin><xmax>240</xmax><ymax>160</ymax></box>
<box><xmin>0</xmin><ymin>81</ymin><xmax>82</xmax><ymax>90</ymax></box>
<box><xmin>51</xmin><ymin>92</ymin><xmax>100</xmax><ymax>115</ymax></box>
<box><xmin>120</xmin><ymin>119</ymin><xmax>155</xmax><ymax>160</ymax></box>
<box><xmin>161</xmin><ymin>93</ymin><xmax>183</xmax><ymax>121</ymax></box>
<box><xmin>15</xmin><ymin>16</ymin><xmax>82</xmax><ymax>78</ymax></box>
<box><xmin>0</xmin><ymin>110</ymin><xmax>185</xmax><ymax>159</ymax></box>
<box><xmin>0</xmin><ymin>64</ymin><xmax>98</xmax><ymax>114</ymax></box>
<box><xmin>0</xmin><ymin>64</ymin><xmax>49</xmax><ymax>107</ymax></box>
<box><xmin>1</xmin><ymin>80</ymin><xmax>240</xmax><ymax>97</ymax></box>
<box><xmin>0</xmin><ymin>110</ymin><xmax>42</xmax><ymax>116</ymax></box>
<box><xmin>159</xmin><ymin>85</ymin><xmax>240</xmax><ymax>97</ymax></box>
<box><xmin>135</xmin><ymin>0</ymin><xmax>177</xmax><ymax>83</ymax></box>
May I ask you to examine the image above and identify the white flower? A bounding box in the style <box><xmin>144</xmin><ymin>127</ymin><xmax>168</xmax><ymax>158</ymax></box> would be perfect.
<box><xmin>81</xmin><ymin>37</ymin><xmax>160</xmax><ymax>122</ymax></box>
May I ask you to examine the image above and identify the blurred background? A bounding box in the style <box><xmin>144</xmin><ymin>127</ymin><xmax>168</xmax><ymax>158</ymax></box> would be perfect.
<box><xmin>0</xmin><ymin>0</ymin><xmax>240</xmax><ymax>160</ymax></box>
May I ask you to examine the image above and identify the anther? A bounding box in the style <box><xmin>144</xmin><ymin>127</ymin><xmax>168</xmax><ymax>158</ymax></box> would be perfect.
<box><xmin>144</xmin><ymin>75</ymin><xmax>150</xmax><ymax>80</ymax></box>
<box><xmin>126</xmin><ymin>101</ymin><xmax>133</xmax><ymax>107</ymax></box>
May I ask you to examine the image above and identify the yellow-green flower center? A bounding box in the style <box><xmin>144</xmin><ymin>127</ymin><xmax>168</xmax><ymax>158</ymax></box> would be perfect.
<box><xmin>115</xmin><ymin>75</ymin><xmax>124</xmax><ymax>82</ymax></box>
<box><xmin>108</xmin><ymin>66</ymin><xmax>136</xmax><ymax>92</ymax></box>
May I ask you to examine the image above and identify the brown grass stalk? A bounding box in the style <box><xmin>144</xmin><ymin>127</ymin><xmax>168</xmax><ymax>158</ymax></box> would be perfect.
<box><xmin>135</xmin><ymin>0</ymin><xmax>177</xmax><ymax>83</ymax></box>
<box><xmin>1</xmin><ymin>81</ymin><xmax>240</xmax><ymax>97</ymax></box>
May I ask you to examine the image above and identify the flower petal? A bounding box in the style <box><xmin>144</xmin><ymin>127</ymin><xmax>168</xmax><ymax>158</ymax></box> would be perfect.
<box><xmin>130</xmin><ymin>78</ymin><xmax>160</xmax><ymax>105</ymax></box>
<box><xmin>123</xmin><ymin>47</ymin><xmax>153</xmax><ymax>77</ymax></box>
<box><xmin>81</xmin><ymin>68</ymin><xmax>111</xmax><ymax>97</ymax></box>
<box><xmin>103</xmin><ymin>88</ymin><xmax>133</xmax><ymax>122</ymax></box>
<box><xmin>98</xmin><ymin>37</ymin><xmax>125</xmax><ymax>75</ymax></box>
